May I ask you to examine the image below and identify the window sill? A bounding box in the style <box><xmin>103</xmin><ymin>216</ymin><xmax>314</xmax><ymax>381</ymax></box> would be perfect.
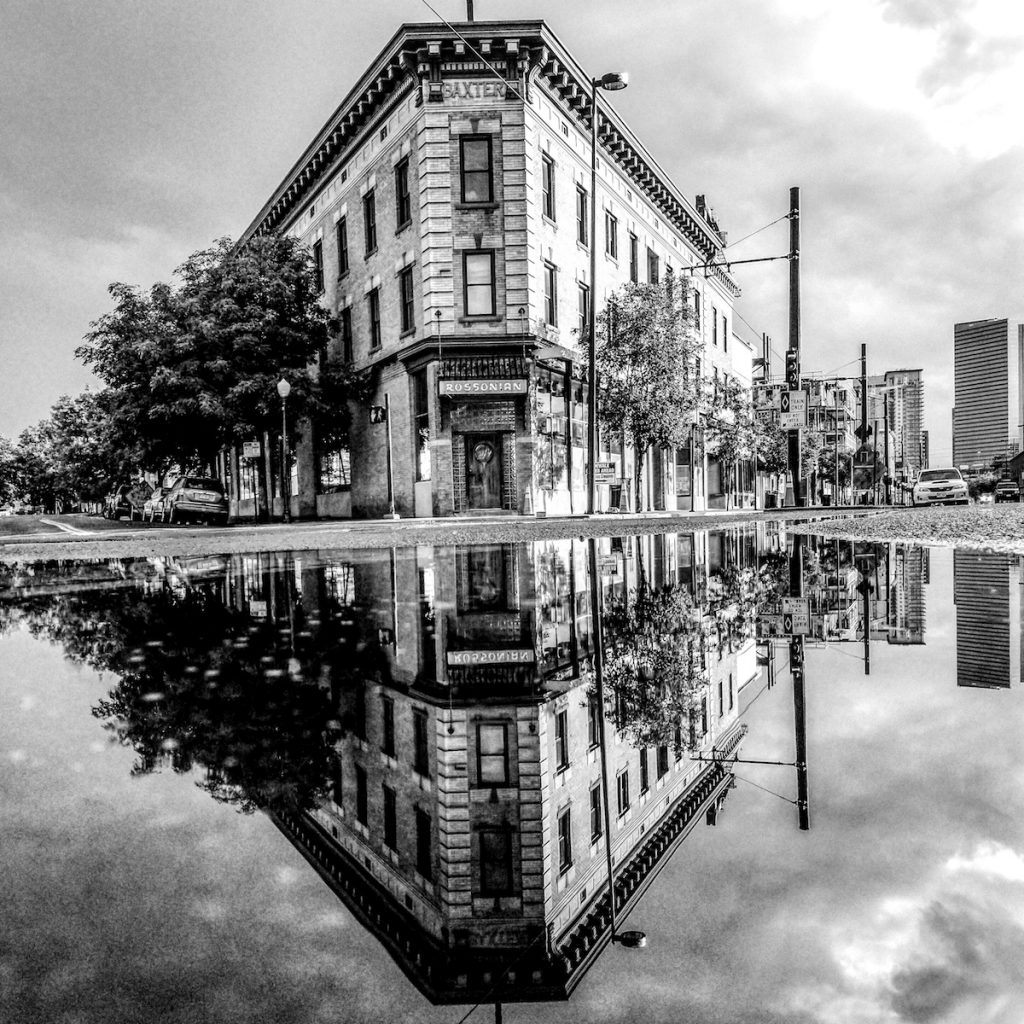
<box><xmin>396</xmin><ymin>220</ymin><xmax>411</xmax><ymax>234</ymax></box>
<box><xmin>542</xmin><ymin>214</ymin><xmax>557</xmax><ymax>228</ymax></box>
<box><xmin>365</xmin><ymin>248</ymin><xmax>378</xmax><ymax>259</ymax></box>
<box><xmin>400</xmin><ymin>327</ymin><xmax>416</xmax><ymax>339</ymax></box>
<box><xmin>577</xmin><ymin>241</ymin><xmax>590</xmax><ymax>254</ymax></box>
<box><xmin>455</xmin><ymin>201</ymin><xmax>499</xmax><ymax>212</ymax></box>
<box><xmin>337</xmin><ymin>270</ymin><xmax>349</xmax><ymax>282</ymax></box>
<box><xmin>457</xmin><ymin>315</ymin><xmax>503</xmax><ymax>325</ymax></box>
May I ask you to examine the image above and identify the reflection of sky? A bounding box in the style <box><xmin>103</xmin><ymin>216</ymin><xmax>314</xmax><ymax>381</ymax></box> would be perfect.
<box><xmin>3</xmin><ymin>546</ymin><xmax>1024</xmax><ymax>1023</ymax></box>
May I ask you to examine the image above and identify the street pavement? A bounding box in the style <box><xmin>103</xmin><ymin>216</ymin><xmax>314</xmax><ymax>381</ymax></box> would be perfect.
<box><xmin>0</xmin><ymin>506</ymin><xmax>886</xmax><ymax>561</ymax></box>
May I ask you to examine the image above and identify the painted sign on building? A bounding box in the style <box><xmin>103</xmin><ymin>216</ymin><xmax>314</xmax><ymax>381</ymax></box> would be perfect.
<box><xmin>439</xmin><ymin>379</ymin><xmax>529</xmax><ymax>396</ymax></box>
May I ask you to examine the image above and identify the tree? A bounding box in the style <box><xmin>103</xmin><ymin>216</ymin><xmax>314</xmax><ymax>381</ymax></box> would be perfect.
<box><xmin>595</xmin><ymin>277</ymin><xmax>701</xmax><ymax>510</ymax></box>
<box><xmin>702</xmin><ymin>375</ymin><xmax>757</xmax><ymax>509</ymax></box>
<box><xmin>0</xmin><ymin>435</ymin><xmax>20</xmax><ymax>506</ymax></box>
<box><xmin>599</xmin><ymin>580</ymin><xmax>709</xmax><ymax>750</ymax></box>
<box><xmin>77</xmin><ymin>235</ymin><xmax>367</xmax><ymax>479</ymax></box>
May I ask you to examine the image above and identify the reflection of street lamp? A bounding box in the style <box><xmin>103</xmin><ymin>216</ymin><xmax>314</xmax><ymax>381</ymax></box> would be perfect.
<box><xmin>277</xmin><ymin>377</ymin><xmax>291</xmax><ymax>523</ymax></box>
<box><xmin>586</xmin><ymin>71</ymin><xmax>629</xmax><ymax>516</ymax></box>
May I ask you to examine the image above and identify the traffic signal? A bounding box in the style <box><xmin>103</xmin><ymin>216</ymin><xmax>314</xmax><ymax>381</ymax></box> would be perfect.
<box><xmin>789</xmin><ymin>636</ymin><xmax>804</xmax><ymax>669</ymax></box>
<box><xmin>369</xmin><ymin>405</ymin><xmax>387</xmax><ymax>424</ymax></box>
<box><xmin>785</xmin><ymin>349</ymin><xmax>800</xmax><ymax>388</ymax></box>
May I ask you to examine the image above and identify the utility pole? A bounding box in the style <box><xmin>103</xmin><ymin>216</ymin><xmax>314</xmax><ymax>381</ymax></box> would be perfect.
<box><xmin>786</xmin><ymin>187</ymin><xmax>804</xmax><ymax>507</ymax></box>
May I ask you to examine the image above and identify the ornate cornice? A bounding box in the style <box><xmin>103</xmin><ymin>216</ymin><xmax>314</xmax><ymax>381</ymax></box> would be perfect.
<box><xmin>240</xmin><ymin>20</ymin><xmax>740</xmax><ymax>297</ymax></box>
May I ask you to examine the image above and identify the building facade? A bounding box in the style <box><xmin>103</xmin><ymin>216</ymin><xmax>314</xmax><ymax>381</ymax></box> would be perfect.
<box><xmin>953</xmin><ymin>318</ymin><xmax>1024</xmax><ymax>471</ymax></box>
<box><xmin>233</xmin><ymin>20</ymin><xmax>748</xmax><ymax>519</ymax></box>
<box><xmin>883</xmin><ymin>369</ymin><xmax>925</xmax><ymax>478</ymax></box>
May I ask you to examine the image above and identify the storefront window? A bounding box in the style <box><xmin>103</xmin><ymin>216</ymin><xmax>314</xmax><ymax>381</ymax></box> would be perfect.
<box><xmin>320</xmin><ymin>447</ymin><xmax>351</xmax><ymax>492</ymax></box>
<box><xmin>414</xmin><ymin>370</ymin><xmax>430</xmax><ymax>482</ymax></box>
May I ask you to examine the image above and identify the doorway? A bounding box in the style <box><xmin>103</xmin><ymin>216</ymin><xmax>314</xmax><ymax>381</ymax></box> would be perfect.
<box><xmin>466</xmin><ymin>433</ymin><xmax>503</xmax><ymax>510</ymax></box>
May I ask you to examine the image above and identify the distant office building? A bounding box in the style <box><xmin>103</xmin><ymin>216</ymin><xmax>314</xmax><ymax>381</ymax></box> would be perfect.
<box><xmin>953</xmin><ymin>549</ymin><xmax>1022</xmax><ymax>688</ymax></box>
<box><xmin>952</xmin><ymin>318</ymin><xmax>1024</xmax><ymax>470</ymax></box>
<box><xmin>883</xmin><ymin>369</ymin><xmax>925</xmax><ymax>478</ymax></box>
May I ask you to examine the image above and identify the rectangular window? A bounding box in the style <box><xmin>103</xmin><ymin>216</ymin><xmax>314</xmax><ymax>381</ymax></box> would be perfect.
<box><xmin>331</xmin><ymin>755</ymin><xmax>343</xmax><ymax>807</ymax></box>
<box><xmin>723</xmin><ymin>314</ymin><xmax>728</xmax><ymax>351</ymax></box>
<box><xmin>381</xmin><ymin>695</ymin><xmax>395</xmax><ymax>756</ymax></box>
<box><xmin>590</xmin><ymin>784</ymin><xmax>602</xmax><ymax>841</ymax></box>
<box><xmin>616</xmin><ymin>768</ymin><xmax>630</xmax><ymax>816</ymax></box>
<box><xmin>399</xmin><ymin>265</ymin><xmax>415</xmax><ymax>333</ymax></box>
<box><xmin>640</xmin><ymin>748</ymin><xmax>650</xmax><ymax>794</ymax></box>
<box><xmin>395</xmin><ymin>158</ymin><xmax>411</xmax><ymax>229</ymax></box>
<box><xmin>542</xmin><ymin>155</ymin><xmax>555</xmax><ymax>220</ymax></box>
<box><xmin>463</xmin><ymin>251</ymin><xmax>496</xmax><ymax>316</ymax></box>
<box><xmin>555</xmin><ymin>709</ymin><xmax>569</xmax><ymax>771</ymax></box>
<box><xmin>729</xmin><ymin>672</ymin><xmax>735</xmax><ymax>710</ymax></box>
<box><xmin>368</xmin><ymin>287</ymin><xmax>381</xmax><ymax>350</ymax></box>
<box><xmin>480</xmin><ymin>827</ymin><xmax>513</xmax><ymax>894</ymax></box>
<box><xmin>543</xmin><ymin>262</ymin><xmax>557</xmax><ymax>326</ymax></box>
<box><xmin>647</xmin><ymin>247</ymin><xmax>659</xmax><ymax>284</ymax></box>
<box><xmin>363</xmin><ymin>190</ymin><xmax>377</xmax><ymax>254</ymax></box>
<box><xmin>718</xmin><ymin>679</ymin><xmax>724</xmax><ymax>718</ymax></box>
<box><xmin>712</xmin><ymin>306</ymin><xmax>718</xmax><ymax>345</ymax></box>
<box><xmin>587</xmin><ymin>693</ymin><xmax>600</xmax><ymax>749</ymax></box>
<box><xmin>319</xmin><ymin>445</ymin><xmax>350</xmax><ymax>491</ymax></box>
<box><xmin>312</xmin><ymin>239</ymin><xmax>324</xmax><ymax>292</ymax></box>
<box><xmin>576</xmin><ymin>186</ymin><xmax>588</xmax><ymax>246</ymax></box>
<box><xmin>413</xmin><ymin>708</ymin><xmax>429</xmax><ymax>776</ymax></box>
<box><xmin>383</xmin><ymin>784</ymin><xmax>397</xmax><ymax>850</ymax></box>
<box><xmin>355</xmin><ymin>764</ymin><xmax>368</xmax><ymax>825</ymax></box>
<box><xmin>557</xmin><ymin>808</ymin><xmax>573</xmax><ymax>871</ymax></box>
<box><xmin>693</xmin><ymin>290</ymin><xmax>701</xmax><ymax>330</ymax></box>
<box><xmin>415</xmin><ymin>808</ymin><xmax>432</xmax><ymax>879</ymax></box>
<box><xmin>460</xmin><ymin>135</ymin><xmax>493</xmax><ymax>203</ymax></box>
<box><xmin>339</xmin><ymin>306</ymin><xmax>353</xmax><ymax>363</ymax></box>
<box><xmin>629</xmin><ymin>233</ymin><xmax>639</xmax><ymax>282</ymax></box>
<box><xmin>414</xmin><ymin>369</ymin><xmax>431</xmax><ymax>482</ymax></box>
<box><xmin>477</xmin><ymin>722</ymin><xmax>509</xmax><ymax>785</ymax></box>
<box><xmin>605</xmin><ymin>210</ymin><xmax>618</xmax><ymax>258</ymax></box>
<box><xmin>354</xmin><ymin>684</ymin><xmax>367</xmax><ymax>740</ymax></box>
<box><xmin>657</xmin><ymin>744</ymin><xmax>669</xmax><ymax>778</ymax></box>
<box><xmin>336</xmin><ymin>216</ymin><xmax>349</xmax><ymax>277</ymax></box>
<box><xmin>577</xmin><ymin>283</ymin><xmax>589</xmax><ymax>339</ymax></box>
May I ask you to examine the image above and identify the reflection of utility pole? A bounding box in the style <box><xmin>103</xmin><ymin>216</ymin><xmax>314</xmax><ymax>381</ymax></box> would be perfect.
<box><xmin>789</xmin><ymin>534</ymin><xmax>810</xmax><ymax>830</ymax></box>
<box><xmin>786</xmin><ymin>186</ymin><xmax>804</xmax><ymax>507</ymax></box>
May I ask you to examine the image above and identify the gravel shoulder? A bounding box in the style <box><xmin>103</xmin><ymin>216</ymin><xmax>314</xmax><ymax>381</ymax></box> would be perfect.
<box><xmin>788</xmin><ymin>503</ymin><xmax>1024</xmax><ymax>552</ymax></box>
<box><xmin>0</xmin><ymin>507</ymin><xmax>881</xmax><ymax>561</ymax></box>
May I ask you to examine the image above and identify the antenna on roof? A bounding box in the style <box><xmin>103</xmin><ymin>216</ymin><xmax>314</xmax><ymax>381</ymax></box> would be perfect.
<box><xmin>467</xmin><ymin>0</ymin><xmax>474</xmax><ymax>20</ymax></box>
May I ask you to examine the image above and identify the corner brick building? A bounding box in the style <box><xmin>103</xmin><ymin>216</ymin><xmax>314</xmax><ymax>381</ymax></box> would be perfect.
<box><xmin>233</xmin><ymin>20</ymin><xmax>751</xmax><ymax>519</ymax></box>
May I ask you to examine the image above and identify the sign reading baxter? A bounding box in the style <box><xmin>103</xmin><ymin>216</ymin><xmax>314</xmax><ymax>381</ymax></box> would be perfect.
<box><xmin>439</xmin><ymin>379</ymin><xmax>529</xmax><ymax>396</ymax></box>
<box><xmin>447</xmin><ymin>648</ymin><xmax>536</xmax><ymax>665</ymax></box>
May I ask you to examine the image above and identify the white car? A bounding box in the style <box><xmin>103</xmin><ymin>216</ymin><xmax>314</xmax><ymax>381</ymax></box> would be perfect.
<box><xmin>912</xmin><ymin>468</ymin><xmax>970</xmax><ymax>507</ymax></box>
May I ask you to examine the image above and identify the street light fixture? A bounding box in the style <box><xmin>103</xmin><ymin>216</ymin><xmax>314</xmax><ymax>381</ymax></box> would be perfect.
<box><xmin>277</xmin><ymin>377</ymin><xmax>292</xmax><ymax>523</ymax></box>
<box><xmin>587</xmin><ymin>70</ymin><xmax>629</xmax><ymax>517</ymax></box>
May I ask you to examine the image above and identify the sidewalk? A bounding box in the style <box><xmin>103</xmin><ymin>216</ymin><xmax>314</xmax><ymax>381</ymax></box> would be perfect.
<box><xmin>0</xmin><ymin>505</ymin><xmax>886</xmax><ymax>561</ymax></box>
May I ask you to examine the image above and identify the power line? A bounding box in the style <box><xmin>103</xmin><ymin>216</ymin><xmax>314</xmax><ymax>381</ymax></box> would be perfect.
<box><xmin>723</xmin><ymin>212</ymin><xmax>791</xmax><ymax>252</ymax></box>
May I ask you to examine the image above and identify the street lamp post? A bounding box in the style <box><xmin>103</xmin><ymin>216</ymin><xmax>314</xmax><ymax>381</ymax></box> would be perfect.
<box><xmin>587</xmin><ymin>70</ymin><xmax>629</xmax><ymax>517</ymax></box>
<box><xmin>277</xmin><ymin>377</ymin><xmax>291</xmax><ymax>523</ymax></box>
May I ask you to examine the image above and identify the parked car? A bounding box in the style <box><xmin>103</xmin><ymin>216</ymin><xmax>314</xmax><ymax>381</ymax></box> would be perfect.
<box><xmin>104</xmin><ymin>482</ymin><xmax>152</xmax><ymax>520</ymax></box>
<box><xmin>143</xmin><ymin>486</ymin><xmax>171</xmax><ymax>522</ymax></box>
<box><xmin>994</xmin><ymin>479</ymin><xmax>1021</xmax><ymax>503</ymax></box>
<box><xmin>911</xmin><ymin>468</ymin><xmax>969</xmax><ymax>507</ymax></box>
<box><xmin>163</xmin><ymin>476</ymin><xmax>229</xmax><ymax>525</ymax></box>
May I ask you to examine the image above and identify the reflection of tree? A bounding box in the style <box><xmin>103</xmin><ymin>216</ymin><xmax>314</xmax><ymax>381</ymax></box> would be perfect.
<box><xmin>600</xmin><ymin>582</ymin><xmax>709</xmax><ymax>750</ymax></box>
<box><xmin>14</xmin><ymin>572</ymin><xmax>365</xmax><ymax>814</ymax></box>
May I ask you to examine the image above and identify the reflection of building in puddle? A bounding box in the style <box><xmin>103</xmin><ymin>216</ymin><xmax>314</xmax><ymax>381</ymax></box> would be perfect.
<box><xmin>263</xmin><ymin>532</ymin><xmax>754</xmax><ymax>1005</ymax></box>
<box><xmin>888</xmin><ymin>547</ymin><xmax>928</xmax><ymax>645</ymax></box>
<box><xmin>954</xmin><ymin>550</ymin><xmax>1022</xmax><ymax>688</ymax></box>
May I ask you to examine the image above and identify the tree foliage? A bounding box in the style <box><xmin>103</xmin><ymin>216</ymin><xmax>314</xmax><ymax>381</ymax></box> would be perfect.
<box><xmin>595</xmin><ymin>277</ymin><xmax>701</xmax><ymax>510</ymax></box>
<box><xmin>76</xmin><ymin>235</ymin><xmax>368</xmax><ymax>477</ymax></box>
<box><xmin>599</xmin><ymin>581</ymin><xmax>709</xmax><ymax>750</ymax></box>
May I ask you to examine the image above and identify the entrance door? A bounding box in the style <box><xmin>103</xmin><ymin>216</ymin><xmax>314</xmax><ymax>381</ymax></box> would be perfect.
<box><xmin>466</xmin><ymin>433</ymin><xmax>503</xmax><ymax>509</ymax></box>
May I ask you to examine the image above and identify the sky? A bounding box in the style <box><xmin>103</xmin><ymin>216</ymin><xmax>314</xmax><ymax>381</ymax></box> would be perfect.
<box><xmin>3</xmin><ymin>0</ymin><xmax>1024</xmax><ymax>462</ymax></box>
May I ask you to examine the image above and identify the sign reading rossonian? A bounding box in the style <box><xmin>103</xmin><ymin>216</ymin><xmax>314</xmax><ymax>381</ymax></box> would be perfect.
<box><xmin>438</xmin><ymin>379</ymin><xmax>529</xmax><ymax>396</ymax></box>
<box><xmin>446</xmin><ymin>649</ymin><xmax>536</xmax><ymax>665</ymax></box>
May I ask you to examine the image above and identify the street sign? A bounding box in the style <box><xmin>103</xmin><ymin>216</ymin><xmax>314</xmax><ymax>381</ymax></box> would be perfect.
<box><xmin>598</xmin><ymin>556</ymin><xmax>619</xmax><ymax>575</ymax></box>
<box><xmin>595</xmin><ymin>461</ymin><xmax>617</xmax><ymax>484</ymax></box>
<box><xmin>242</xmin><ymin>441</ymin><xmax>261</xmax><ymax>459</ymax></box>
<box><xmin>781</xmin><ymin>597</ymin><xmax>810</xmax><ymax>635</ymax></box>
<box><xmin>780</xmin><ymin>390</ymin><xmax>807</xmax><ymax>429</ymax></box>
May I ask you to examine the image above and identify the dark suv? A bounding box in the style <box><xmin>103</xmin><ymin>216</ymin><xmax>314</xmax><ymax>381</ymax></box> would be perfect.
<box><xmin>994</xmin><ymin>479</ymin><xmax>1021</xmax><ymax>503</ymax></box>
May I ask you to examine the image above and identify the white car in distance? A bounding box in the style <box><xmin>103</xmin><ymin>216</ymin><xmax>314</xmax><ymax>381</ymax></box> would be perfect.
<box><xmin>912</xmin><ymin>468</ymin><xmax>970</xmax><ymax>507</ymax></box>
